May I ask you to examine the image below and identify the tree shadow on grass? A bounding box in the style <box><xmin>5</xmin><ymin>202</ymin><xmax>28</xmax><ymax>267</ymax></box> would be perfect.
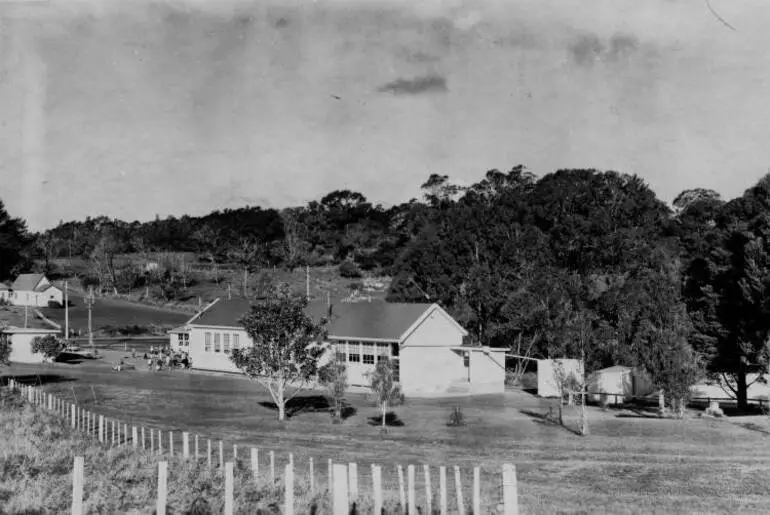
<box><xmin>2</xmin><ymin>374</ymin><xmax>77</xmax><ymax>386</ymax></box>
<box><xmin>519</xmin><ymin>408</ymin><xmax>582</xmax><ymax>436</ymax></box>
<box><xmin>367</xmin><ymin>412</ymin><xmax>405</xmax><ymax>427</ymax></box>
<box><xmin>54</xmin><ymin>352</ymin><xmax>92</xmax><ymax>365</ymax></box>
<box><xmin>258</xmin><ymin>395</ymin><xmax>358</xmax><ymax>420</ymax></box>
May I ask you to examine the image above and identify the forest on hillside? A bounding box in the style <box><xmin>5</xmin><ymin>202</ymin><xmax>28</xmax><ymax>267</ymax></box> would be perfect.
<box><xmin>2</xmin><ymin>165</ymin><xmax>770</xmax><ymax>408</ymax></box>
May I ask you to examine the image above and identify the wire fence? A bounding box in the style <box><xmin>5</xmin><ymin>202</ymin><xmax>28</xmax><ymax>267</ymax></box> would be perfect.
<box><xmin>5</xmin><ymin>379</ymin><xmax>518</xmax><ymax>514</ymax></box>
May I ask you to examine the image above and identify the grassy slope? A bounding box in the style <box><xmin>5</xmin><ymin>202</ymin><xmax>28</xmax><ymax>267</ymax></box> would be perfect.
<box><xmin>6</xmin><ymin>359</ymin><xmax>770</xmax><ymax>514</ymax></box>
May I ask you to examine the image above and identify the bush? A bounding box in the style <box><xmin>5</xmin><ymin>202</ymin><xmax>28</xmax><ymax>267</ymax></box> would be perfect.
<box><xmin>339</xmin><ymin>261</ymin><xmax>362</xmax><ymax>279</ymax></box>
<box><xmin>447</xmin><ymin>405</ymin><xmax>465</xmax><ymax>427</ymax></box>
<box><xmin>47</xmin><ymin>300</ymin><xmax>63</xmax><ymax>309</ymax></box>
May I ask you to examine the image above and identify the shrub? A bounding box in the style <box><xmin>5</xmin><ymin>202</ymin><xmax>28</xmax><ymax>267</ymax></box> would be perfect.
<box><xmin>339</xmin><ymin>261</ymin><xmax>362</xmax><ymax>279</ymax></box>
<box><xmin>47</xmin><ymin>300</ymin><xmax>63</xmax><ymax>309</ymax></box>
<box><xmin>447</xmin><ymin>405</ymin><xmax>465</xmax><ymax>427</ymax></box>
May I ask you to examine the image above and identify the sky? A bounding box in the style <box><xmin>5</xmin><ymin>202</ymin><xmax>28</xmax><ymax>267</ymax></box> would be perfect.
<box><xmin>1</xmin><ymin>0</ymin><xmax>769</xmax><ymax>230</ymax></box>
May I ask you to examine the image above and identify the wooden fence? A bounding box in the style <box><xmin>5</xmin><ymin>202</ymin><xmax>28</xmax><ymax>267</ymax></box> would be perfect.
<box><xmin>5</xmin><ymin>379</ymin><xmax>520</xmax><ymax>514</ymax></box>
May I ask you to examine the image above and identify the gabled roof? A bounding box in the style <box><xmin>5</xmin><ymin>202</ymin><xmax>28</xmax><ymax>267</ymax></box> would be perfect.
<box><xmin>187</xmin><ymin>296</ymin><xmax>466</xmax><ymax>343</ymax></box>
<box><xmin>0</xmin><ymin>282</ymin><xmax>9</xmax><ymax>290</ymax></box>
<box><xmin>597</xmin><ymin>365</ymin><xmax>632</xmax><ymax>373</ymax></box>
<box><xmin>11</xmin><ymin>273</ymin><xmax>45</xmax><ymax>292</ymax></box>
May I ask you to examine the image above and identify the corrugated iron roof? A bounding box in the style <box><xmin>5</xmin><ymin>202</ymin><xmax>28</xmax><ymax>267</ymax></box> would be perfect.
<box><xmin>188</xmin><ymin>296</ymin><xmax>440</xmax><ymax>342</ymax></box>
<box><xmin>11</xmin><ymin>273</ymin><xmax>45</xmax><ymax>292</ymax></box>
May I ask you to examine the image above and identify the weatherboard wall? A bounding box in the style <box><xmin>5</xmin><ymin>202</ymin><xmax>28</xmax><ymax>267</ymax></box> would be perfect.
<box><xmin>6</xmin><ymin>332</ymin><xmax>51</xmax><ymax>364</ymax></box>
<box><xmin>186</xmin><ymin>326</ymin><xmax>249</xmax><ymax>374</ymax></box>
<box><xmin>468</xmin><ymin>348</ymin><xmax>506</xmax><ymax>394</ymax></box>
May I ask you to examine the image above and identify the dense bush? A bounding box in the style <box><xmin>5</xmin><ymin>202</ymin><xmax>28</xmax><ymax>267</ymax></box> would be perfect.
<box><xmin>339</xmin><ymin>261</ymin><xmax>362</xmax><ymax>279</ymax></box>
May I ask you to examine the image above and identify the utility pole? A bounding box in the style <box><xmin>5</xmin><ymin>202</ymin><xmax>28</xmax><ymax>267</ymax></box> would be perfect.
<box><xmin>24</xmin><ymin>294</ymin><xmax>29</xmax><ymax>328</ymax></box>
<box><xmin>306</xmin><ymin>265</ymin><xmax>310</xmax><ymax>302</ymax></box>
<box><xmin>86</xmin><ymin>286</ymin><xmax>95</xmax><ymax>353</ymax></box>
<box><xmin>64</xmin><ymin>281</ymin><xmax>69</xmax><ymax>340</ymax></box>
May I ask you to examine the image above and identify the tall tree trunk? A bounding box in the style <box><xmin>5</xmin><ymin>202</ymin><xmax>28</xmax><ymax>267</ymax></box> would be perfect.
<box><xmin>737</xmin><ymin>365</ymin><xmax>749</xmax><ymax>412</ymax></box>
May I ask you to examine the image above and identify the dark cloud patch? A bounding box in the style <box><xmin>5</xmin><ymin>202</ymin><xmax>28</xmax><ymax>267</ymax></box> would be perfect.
<box><xmin>608</xmin><ymin>33</ymin><xmax>639</xmax><ymax>61</ymax></box>
<box><xmin>410</xmin><ymin>51</ymin><xmax>441</xmax><ymax>63</ymax></box>
<box><xmin>568</xmin><ymin>32</ymin><xmax>642</xmax><ymax>66</ymax></box>
<box><xmin>377</xmin><ymin>74</ymin><xmax>448</xmax><ymax>95</ymax></box>
<box><xmin>275</xmin><ymin>17</ymin><xmax>290</xmax><ymax>28</ymax></box>
<box><xmin>569</xmin><ymin>33</ymin><xmax>604</xmax><ymax>67</ymax></box>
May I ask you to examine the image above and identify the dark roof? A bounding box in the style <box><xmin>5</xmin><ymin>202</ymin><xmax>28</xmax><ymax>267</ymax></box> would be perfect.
<box><xmin>189</xmin><ymin>296</ymin><xmax>441</xmax><ymax>341</ymax></box>
<box><xmin>191</xmin><ymin>297</ymin><xmax>253</xmax><ymax>327</ymax></box>
<box><xmin>12</xmin><ymin>274</ymin><xmax>45</xmax><ymax>292</ymax></box>
<box><xmin>320</xmin><ymin>300</ymin><xmax>434</xmax><ymax>341</ymax></box>
<box><xmin>0</xmin><ymin>282</ymin><xmax>9</xmax><ymax>290</ymax></box>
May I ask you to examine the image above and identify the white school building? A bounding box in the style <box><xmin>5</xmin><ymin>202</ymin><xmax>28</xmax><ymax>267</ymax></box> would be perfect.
<box><xmin>169</xmin><ymin>297</ymin><xmax>506</xmax><ymax>397</ymax></box>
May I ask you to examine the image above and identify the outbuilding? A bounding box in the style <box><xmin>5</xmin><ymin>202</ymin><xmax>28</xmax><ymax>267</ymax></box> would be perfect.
<box><xmin>587</xmin><ymin>365</ymin><xmax>654</xmax><ymax>404</ymax></box>
<box><xmin>175</xmin><ymin>296</ymin><xmax>506</xmax><ymax>397</ymax></box>
<box><xmin>2</xmin><ymin>326</ymin><xmax>61</xmax><ymax>364</ymax></box>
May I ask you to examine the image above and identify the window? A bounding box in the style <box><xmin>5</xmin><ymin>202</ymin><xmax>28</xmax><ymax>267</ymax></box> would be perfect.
<box><xmin>377</xmin><ymin>355</ymin><xmax>388</xmax><ymax>363</ymax></box>
<box><xmin>214</xmin><ymin>333</ymin><xmax>221</xmax><ymax>353</ymax></box>
<box><xmin>463</xmin><ymin>352</ymin><xmax>470</xmax><ymax>368</ymax></box>
<box><xmin>205</xmin><ymin>332</ymin><xmax>212</xmax><ymax>352</ymax></box>
<box><xmin>362</xmin><ymin>342</ymin><xmax>375</xmax><ymax>365</ymax></box>
<box><xmin>184</xmin><ymin>334</ymin><xmax>189</xmax><ymax>347</ymax></box>
<box><xmin>334</xmin><ymin>342</ymin><xmax>347</xmax><ymax>362</ymax></box>
<box><xmin>233</xmin><ymin>333</ymin><xmax>240</xmax><ymax>350</ymax></box>
<box><xmin>391</xmin><ymin>358</ymin><xmax>400</xmax><ymax>382</ymax></box>
<box><xmin>223</xmin><ymin>333</ymin><xmax>230</xmax><ymax>354</ymax></box>
<box><xmin>348</xmin><ymin>341</ymin><xmax>361</xmax><ymax>363</ymax></box>
<box><xmin>391</xmin><ymin>343</ymin><xmax>400</xmax><ymax>357</ymax></box>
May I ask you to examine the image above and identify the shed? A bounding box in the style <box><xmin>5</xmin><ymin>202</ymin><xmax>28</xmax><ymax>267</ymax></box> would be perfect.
<box><xmin>2</xmin><ymin>326</ymin><xmax>61</xmax><ymax>364</ymax></box>
<box><xmin>588</xmin><ymin>365</ymin><xmax>654</xmax><ymax>404</ymax></box>
<box><xmin>536</xmin><ymin>359</ymin><xmax>584</xmax><ymax>398</ymax></box>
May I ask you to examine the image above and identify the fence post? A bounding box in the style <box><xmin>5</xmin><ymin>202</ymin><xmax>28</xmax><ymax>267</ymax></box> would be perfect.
<box><xmin>373</xmin><ymin>465</ymin><xmax>383</xmax><ymax>515</ymax></box>
<box><xmin>224</xmin><ymin>462</ymin><xmax>234</xmax><ymax>515</ymax></box>
<box><xmin>158</xmin><ymin>429</ymin><xmax>162</xmax><ymax>455</ymax></box>
<box><xmin>219</xmin><ymin>441</ymin><xmax>224</xmax><ymax>469</ymax></box>
<box><xmin>132</xmin><ymin>427</ymin><xmax>138</xmax><ymax>449</ymax></box>
<box><xmin>407</xmin><ymin>465</ymin><xmax>416</xmax><ymax>515</ymax></box>
<box><xmin>285</xmin><ymin>463</ymin><xmax>295</xmax><ymax>515</ymax></box>
<box><xmin>150</xmin><ymin>427</ymin><xmax>154</xmax><ymax>453</ymax></box>
<box><xmin>169</xmin><ymin>432</ymin><xmax>173</xmax><ymax>457</ymax></box>
<box><xmin>99</xmin><ymin>416</ymin><xmax>104</xmax><ymax>443</ymax></box>
<box><xmin>424</xmin><ymin>465</ymin><xmax>432</xmax><ymax>515</ymax></box>
<box><xmin>309</xmin><ymin>457</ymin><xmax>314</xmax><ymax>493</ymax></box>
<box><xmin>183</xmin><ymin>432</ymin><xmax>190</xmax><ymax>458</ymax></box>
<box><xmin>270</xmin><ymin>450</ymin><xmax>275</xmax><ymax>482</ymax></box>
<box><xmin>398</xmin><ymin>465</ymin><xmax>406</xmax><ymax>513</ymax></box>
<box><xmin>233</xmin><ymin>444</ymin><xmax>238</xmax><ymax>463</ymax></box>
<box><xmin>328</xmin><ymin>459</ymin><xmax>333</xmax><ymax>491</ymax></box>
<box><xmin>473</xmin><ymin>466</ymin><xmax>481</xmax><ymax>515</ymax></box>
<box><xmin>71</xmin><ymin>456</ymin><xmax>84</xmax><ymax>515</ymax></box>
<box><xmin>332</xmin><ymin>463</ymin><xmax>349</xmax><ymax>515</ymax></box>
<box><xmin>348</xmin><ymin>462</ymin><xmax>358</xmax><ymax>501</ymax></box>
<box><xmin>142</xmin><ymin>427</ymin><xmax>146</xmax><ymax>450</ymax></box>
<box><xmin>195</xmin><ymin>435</ymin><xmax>199</xmax><ymax>460</ymax></box>
<box><xmin>157</xmin><ymin>461</ymin><xmax>168</xmax><ymax>515</ymax></box>
<box><xmin>124</xmin><ymin>424</ymin><xmax>128</xmax><ymax>446</ymax></box>
<box><xmin>71</xmin><ymin>404</ymin><xmax>76</xmax><ymax>429</ymax></box>
<box><xmin>251</xmin><ymin>448</ymin><xmax>259</xmax><ymax>480</ymax></box>
<box><xmin>454</xmin><ymin>465</ymin><xmax>465</xmax><ymax>515</ymax></box>
<box><xmin>207</xmin><ymin>439</ymin><xmax>212</xmax><ymax>469</ymax></box>
<box><xmin>440</xmin><ymin>466</ymin><xmax>447</xmax><ymax>515</ymax></box>
<box><xmin>502</xmin><ymin>464</ymin><xmax>518</xmax><ymax>515</ymax></box>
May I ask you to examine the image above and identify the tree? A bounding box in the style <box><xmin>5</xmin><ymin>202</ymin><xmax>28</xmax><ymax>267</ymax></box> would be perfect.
<box><xmin>368</xmin><ymin>360</ymin><xmax>405</xmax><ymax>432</ymax></box>
<box><xmin>0</xmin><ymin>198</ymin><xmax>30</xmax><ymax>280</ymax></box>
<box><xmin>318</xmin><ymin>356</ymin><xmax>348</xmax><ymax>423</ymax></box>
<box><xmin>229</xmin><ymin>284</ymin><xmax>327</xmax><ymax>421</ymax></box>
<box><xmin>0</xmin><ymin>322</ymin><xmax>10</xmax><ymax>366</ymax></box>
<box><xmin>31</xmin><ymin>334</ymin><xmax>66</xmax><ymax>364</ymax></box>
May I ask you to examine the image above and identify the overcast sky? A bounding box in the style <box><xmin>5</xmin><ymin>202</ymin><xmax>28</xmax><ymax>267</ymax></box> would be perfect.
<box><xmin>1</xmin><ymin>0</ymin><xmax>768</xmax><ymax>230</ymax></box>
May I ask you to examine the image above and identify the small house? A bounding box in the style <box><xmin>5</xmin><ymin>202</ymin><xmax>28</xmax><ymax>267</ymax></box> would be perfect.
<box><xmin>2</xmin><ymin>326</ymin><xmax>61</xmax><ymax>364</ymax></box>
<box><xmin>8</xmin><ymin>274</ymin><xmax>64</xmax><ymax>307</ymax></box>
<box><xmin>588</xmin><ymin>365</ymin><xmax>654</xmax><ymax>404</ymax></box>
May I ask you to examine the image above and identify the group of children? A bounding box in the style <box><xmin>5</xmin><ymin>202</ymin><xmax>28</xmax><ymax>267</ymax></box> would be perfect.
<box><xmin>143</xmin><ymin>345</ymin><xmax>192</xmax><ymax>371</ymax></box>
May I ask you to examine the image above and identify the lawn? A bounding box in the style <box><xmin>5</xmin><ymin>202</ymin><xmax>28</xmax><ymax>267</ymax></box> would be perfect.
<box><xmin>5</xmin><ymin>357</ymin><xmax>770</xmax><ymax>514</ymax></box>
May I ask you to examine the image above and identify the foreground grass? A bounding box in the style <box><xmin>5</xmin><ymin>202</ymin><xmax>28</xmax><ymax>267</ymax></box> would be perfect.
<box><xmin>7</xmin><ymin>363</ymin><xmax>770</xmax><ymax>514</ymax></box>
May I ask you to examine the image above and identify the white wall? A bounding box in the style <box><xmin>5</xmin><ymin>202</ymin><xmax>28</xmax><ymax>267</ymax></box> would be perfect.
<box><xmin>8</xmin><ymin>333</ymin><xmax>48</xmax><ymax>364</ymax></box>
<box><xmin>537</xmin><ymin>359</ymin><xmax>584</xmax><ymax>398</ymax></box>
<box><xmin>400</xmin><ymin>346</ymin><xmax>467</xmax><ymax>395</ymax></box>
<box><xmin>188</xmin><ymin>326</ymin><xmax>249</xmax><ymax>374</ymax></box>
<box><xmin>469</xmin><ymin>349</ymin><xmax>506</xmax><ymax>394</ymax></box>
<box><xmin>399</xmin><ymin>307</ymin><xmax>467</xmax><ymax>395</ymax></box>
<box><xmin>9</xmin><ymin>288</ymin><xmax>63</xmax><ymax>307</ymax></box>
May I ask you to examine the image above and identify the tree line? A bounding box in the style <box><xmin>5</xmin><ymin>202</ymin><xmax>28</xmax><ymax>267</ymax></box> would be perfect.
<box><xmin>2</xmin><ymin>165</ymin><xmax>770</xmax><ymax>409</ymax></box>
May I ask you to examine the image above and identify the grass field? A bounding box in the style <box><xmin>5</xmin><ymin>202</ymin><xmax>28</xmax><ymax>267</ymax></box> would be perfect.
<box><xmin>5</xmin><ymin>356</ymin><xmax>770</xmax><ymax>514</ymax></box>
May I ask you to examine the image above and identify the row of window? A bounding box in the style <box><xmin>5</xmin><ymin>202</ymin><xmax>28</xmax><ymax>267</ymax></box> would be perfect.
<box><xmin>204</xmin><ymin>332</ymin><xmax>241</xmax><ymax>354</ymax></box>
<box><xmin>333</xmin><ymin>341</ymin><xmax>395</xmax><ymax>366</ymax></box>
<box><xmin>176</xmin><ymin>333</ymin><xmax>190</xmax><ymax>347</ymax></box>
